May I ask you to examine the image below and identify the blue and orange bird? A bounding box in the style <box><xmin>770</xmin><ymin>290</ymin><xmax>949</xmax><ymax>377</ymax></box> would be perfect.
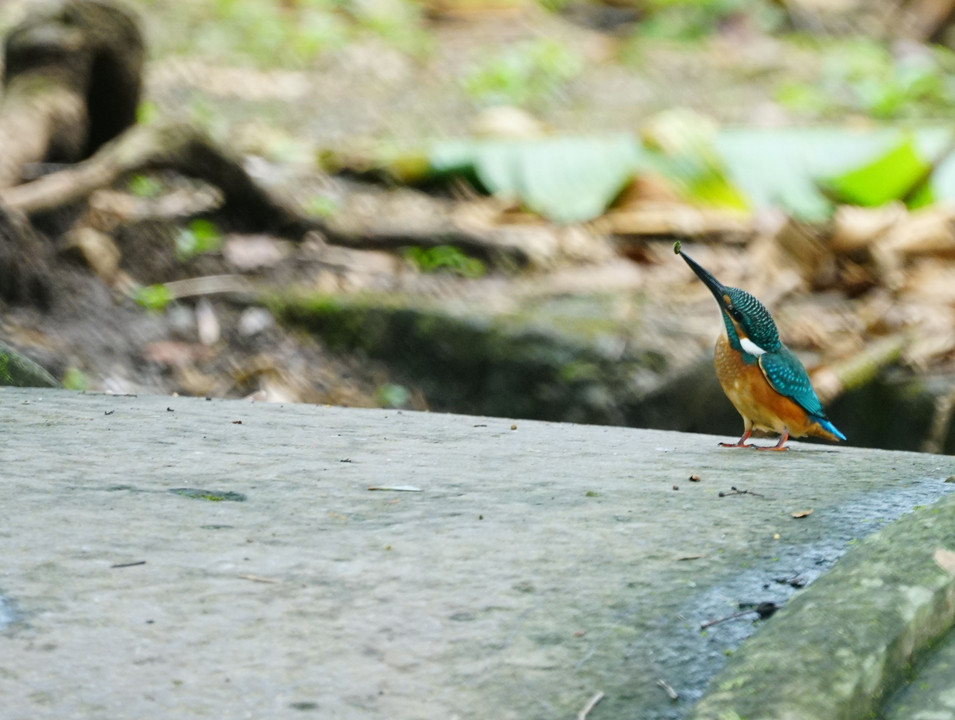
<box><xmin>674</xmin><ymin>242</ymin><xmax>845</xmax><ymax>451</ymax></box>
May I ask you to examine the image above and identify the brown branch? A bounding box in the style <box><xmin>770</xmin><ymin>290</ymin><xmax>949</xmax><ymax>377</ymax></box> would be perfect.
<box><xmin>0</xmin><ymin>119</ymin><xmax>533</xmax><ymax>265</ymax></box>
<box><xmin>0</xmin><ymin>119</ymin><xmax>312</xmax><ymax>237</ymax></box>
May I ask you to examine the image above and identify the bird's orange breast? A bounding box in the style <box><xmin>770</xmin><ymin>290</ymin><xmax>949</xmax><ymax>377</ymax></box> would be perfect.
<box><xmin>714</xmin><ymin>334</ymin><xmax>829</xmax><ymax>439</ymax></box>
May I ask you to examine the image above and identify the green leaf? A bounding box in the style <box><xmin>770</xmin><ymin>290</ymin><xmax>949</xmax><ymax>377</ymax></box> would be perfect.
<box><xmin>175</xmin><ymin>219</ymin><xmax>222</xmax><ymax>261</ymax></box>
<box><xmin>404</xmin><ymin>245</ymin><xmax>485</xmax><ymax>278</ymax></box>
<box><xmin>62</xmin><ymin>367</ymin><xmax>89</xmax><ymax>391</ymax></box>
<box><xmin>375</xmin><ymin>383</ymin><xmax>411</xmax><ymax>409</ymax></box>
<box><xmin>136</xmin><ymin>100</ymin><xmax>159</xmax><ymax>125</ymax></box>
<box><xmin>907</xmin><ymin>178</ymin><xmax>935</xmax><ymax>210</ymax></box>
<box><xmin>127</xmin><ymin>174</ymin><xmax>163</xmax><ymax>198</ymax></box>
<box><xmin>683</xmin><ymin>165</ymin><xmax>748</xmax><ymax>209</ymax></box>
<box><xmin>714</xmin><ymin>128</ymin><xmax>849</xmax><ymax>220</ymax></box>
<box><xmin>188</xmin><ymin>219</ymin><xmax>221</xmax><ymax>244</ymax></box>
<box><xmin>715</xmin><ymin>126</ymin><xmax>955</xmax><ymax>219</ymax></box>
<box><xmin>641</xmin><ymin>108</ymin><xmax>748</xmax><ymax>210</ymax></box>
<box><xmin>304</xmin><ymin>195</ymin><xmax>339</xmax><ymax>218</ymax></box>
<box><xmin>133</xmin><ymin>284</ymin><xmax>173</xmax><ymax>313</ymax></box>
<box><xmin>820</xmin><ymin>134</ymin><xmax>931</xmax><ymax>208</ymax></box>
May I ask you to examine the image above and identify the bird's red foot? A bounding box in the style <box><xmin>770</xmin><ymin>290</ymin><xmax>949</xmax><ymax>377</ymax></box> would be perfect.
<box><xmin>719</xmin><ymin>430</ymin><xmax>754</xmax><ymax>448</ymax></box>
<box><xmin>754</xmin><ymin>431</ymin><xmax>790</xmax><ymax>451</ymax></box>
<box><xmin>719</xmin><ymin>430</ymin><xmax>791</xmax><ymax>451</ymax></box>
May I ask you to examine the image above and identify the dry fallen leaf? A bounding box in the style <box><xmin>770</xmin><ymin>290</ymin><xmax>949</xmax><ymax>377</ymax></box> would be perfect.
<box><xmin>933</xmin><ymin>547</ymin><xmax>955</xmax><ymax>575</ymax></box>
<box><xmin>62</xmin><ymin>227</ymin><xmax>121</xmax><ymax>283</ymax></box>
<box><xmin>791</xmin><ymin>509</ymin><xmax>813</xmax><ymax>519</ymax></box>
<box><xmin>222</xmin><ymin>234</ymin><xmax>291</xmax><ymax>270</ymax></box>
<box><xmin>141</xmin><ymin>340</ymin><xmax>216</xmax><ymax>367</ymax></box>
<box><xmin>195</xmin><ymin>298</ymin><xmax>220</xmax><ymax>346</ymax></box>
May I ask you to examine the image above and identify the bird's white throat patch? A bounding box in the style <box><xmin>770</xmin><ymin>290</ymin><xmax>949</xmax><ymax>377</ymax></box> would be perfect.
<box><xmin>740</xmin><ymin>337</ymin><xmax>767</xmax><ymax>356</ymax></box>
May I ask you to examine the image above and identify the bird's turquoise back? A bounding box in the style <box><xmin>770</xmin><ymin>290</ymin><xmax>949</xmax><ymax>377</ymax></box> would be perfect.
<box><xmin>758</xmin><ymin>346</ymin><xmax>825</xmax><ymax>417</ymax></box>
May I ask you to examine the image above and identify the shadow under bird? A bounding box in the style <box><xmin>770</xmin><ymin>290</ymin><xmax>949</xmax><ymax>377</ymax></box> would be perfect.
<box><xmin>674</xmin><ymin>241</ymin><xmax>845</xmax><ymax>451</ymax></box>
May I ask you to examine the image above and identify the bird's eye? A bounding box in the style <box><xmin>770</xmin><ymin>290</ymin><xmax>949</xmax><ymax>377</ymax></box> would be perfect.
<box><xmin>725</xmin><ymin>307</ymin><xmax>745</xmax><ymax>326</ymax></box>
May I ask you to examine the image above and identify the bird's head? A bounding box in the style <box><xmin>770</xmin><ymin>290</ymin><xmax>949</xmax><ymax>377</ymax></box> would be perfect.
<box><xmin>674</xmin><ymin>243</ymin><xmax>781</xmax><ymax>357</ymax></box>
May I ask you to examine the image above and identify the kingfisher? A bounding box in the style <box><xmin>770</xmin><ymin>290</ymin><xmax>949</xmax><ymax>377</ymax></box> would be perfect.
<box><xmin>674</xmin><ymin>242</ymin><xmax>845</xmax><ymax>451</ymax></box>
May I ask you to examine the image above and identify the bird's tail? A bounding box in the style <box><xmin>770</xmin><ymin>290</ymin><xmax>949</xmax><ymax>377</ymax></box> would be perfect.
<box><xmin>810</xmin><ymin>415</ymin><xmax>846</xmax><ymax>443</ymax></box>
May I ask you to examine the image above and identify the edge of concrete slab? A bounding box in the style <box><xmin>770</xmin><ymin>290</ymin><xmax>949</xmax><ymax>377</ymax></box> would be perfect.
<box><xmin>689</xmin><ymin>489</ymin><xmax>955</xmax><ymax>720</ymax></box>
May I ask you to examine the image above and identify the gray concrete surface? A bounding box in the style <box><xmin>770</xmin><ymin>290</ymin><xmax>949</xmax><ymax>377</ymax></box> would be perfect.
<box><xmin>0</xmin><ymin>387</ymin><xmax>953</xmax><ymax>720</ymax></box>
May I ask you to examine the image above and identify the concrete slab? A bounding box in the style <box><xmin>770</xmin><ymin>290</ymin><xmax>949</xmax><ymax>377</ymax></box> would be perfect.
<box><xmin>689</xmin><ymin>492</ymin><xmax>955</xmax><ymax>720</ymax></box>
<box><xmin>0</xmin><ymin>388</ymin><xmax>952</xmax><ymax>720</ymax></box>
<box><xmin>884</xmin><ymin>622</ymin><xmax>955</xmax><ymax>720</ymax></box>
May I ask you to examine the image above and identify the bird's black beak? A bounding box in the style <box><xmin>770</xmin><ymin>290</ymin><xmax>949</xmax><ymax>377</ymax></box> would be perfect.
<box><xmin>676</xmin><ymin>247</ymin><xmax>726</xmax><ymax>303</ymax></box>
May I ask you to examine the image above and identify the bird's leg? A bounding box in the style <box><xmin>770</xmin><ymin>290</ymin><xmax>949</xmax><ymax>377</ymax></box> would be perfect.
<box><xmin>719</xmin><ymin>427</ymin><xmax>754</xmax><ymax>449</ymax></box>
<box><xmin>755</xmin><ymin>430</ymin><xmax>790</xmax><ymax>452</ymax></box>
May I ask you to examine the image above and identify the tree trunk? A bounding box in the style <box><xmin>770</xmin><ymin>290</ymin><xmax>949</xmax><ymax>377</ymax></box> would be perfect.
<box><xmin>0</xmin><ymin>0</ymin><xmax>142</xmax><ymax>305</ymax></box>
<box><xmin>0</xmin><ymin>0</ymin><xmax>143</xmax><ymax>187</ymax></box>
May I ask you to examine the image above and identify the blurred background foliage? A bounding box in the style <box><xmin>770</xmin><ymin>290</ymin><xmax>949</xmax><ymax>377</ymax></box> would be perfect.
<box><xmin>100</xmin><ymin>0</ymin><xmax>955</xmax><ymax>158</ymax></box>
<box><xmin>115</xmin><ymin>0</ymin><xmax>955</xmax><ymax>216</ymax></box>
<box><xmin>137</xmin><ymin>0</ymin><xmax>432</xmax><ymax>65</ymax></box>
<box><xmin>2</xmin><ymin>0</ymin><xmax>955</xmax><ymax>450</ymax></box>
<box><xmin>118</xmin><ymin>0</ymin><xmax>955</xmax><ymax>119</ymax></box>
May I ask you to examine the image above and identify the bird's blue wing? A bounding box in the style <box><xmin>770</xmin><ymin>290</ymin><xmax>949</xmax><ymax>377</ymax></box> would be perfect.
<box><xmin>758</xmin><ymin>347</ymin><xmax>825</xmax><ymax>418</ymax></box>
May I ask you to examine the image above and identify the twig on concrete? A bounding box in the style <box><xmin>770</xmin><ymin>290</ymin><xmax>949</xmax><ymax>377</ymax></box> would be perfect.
<box><xmin>656</xmin><ymin>679</ymin><xmax>679</xmax><ymax>701</ymax></box>
<box><xmin>577</xmin><ymin>691</ymin><xmax>604</xmax><ymax>720</ymax></box>
<box><xmin>718</xmin><ymin>486</ymin><xmax>764</xmax><ymax>498</ymax></box>
<box><xmin>700</xmin><ymin>608</ymin><xmax>756</xmax><ymax>629</ymax></box>
<box><xmin>700</xmin><ymin>601</ymin><xmax>779</xmax><ymax>630</ymax></box>
<box><xmin>238</xmin><ymin>574</ymin><xmax>280</xmax><ymax>584</ymax></box>
<box><xmin>110</xmin><ymin>560</ymin><xmax>146</xmax><ymax>568</ymax></box>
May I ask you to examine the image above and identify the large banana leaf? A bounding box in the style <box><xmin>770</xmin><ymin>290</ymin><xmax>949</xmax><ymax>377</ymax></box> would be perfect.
<box><xmin>335</xmin><ymin>126</ymin><xmax>955</xmax><ymax>224</ymax></box>
<box><xmin>430</xmin><ymin>135</ymin><xmax>651</xmax><ymax>223</ymax></box>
